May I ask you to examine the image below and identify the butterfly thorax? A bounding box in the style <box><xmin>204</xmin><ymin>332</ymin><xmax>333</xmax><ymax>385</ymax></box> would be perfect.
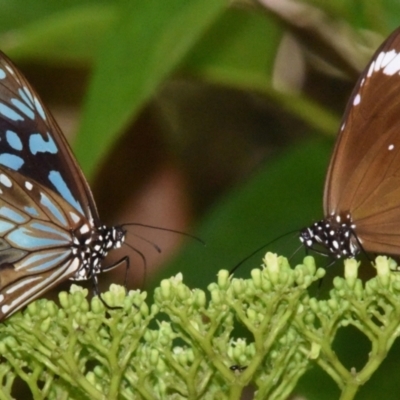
<box><xmin>70</xmin><ymin>225</ymin><xmax>125</xmax><ymax>281</ymax></box>
<box><xmin>299</xmin><ymin>213</ymin><xmax>359</xmax><ymax>259</ymax></box>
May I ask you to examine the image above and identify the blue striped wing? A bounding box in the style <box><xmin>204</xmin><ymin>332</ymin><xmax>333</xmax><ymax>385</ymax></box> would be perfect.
<box><xmin>0</xmin><ymin>165</ymin><xmax>87</xmax><ymax>319</ymax></box>
<box><xmin>0</xmin><ymin>52</ymin><xmax>98</xmax><ymax>223</ymax></box>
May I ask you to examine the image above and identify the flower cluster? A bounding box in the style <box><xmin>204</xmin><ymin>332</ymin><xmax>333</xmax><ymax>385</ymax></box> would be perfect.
<box><xmin>0</xmin><ymin>254</ymin><xmax>398</xmax><ymax>399</ymax></box>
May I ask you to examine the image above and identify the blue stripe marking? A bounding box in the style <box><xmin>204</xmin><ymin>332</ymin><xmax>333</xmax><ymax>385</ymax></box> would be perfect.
<box><xmin>0</xmin><ymin>220</ymin><xmax>15</xmax><ymax>234</ymax></box>
<box><xmin>18</xmin><ymin>88</ymin><xmax>31</xmax><ymax>107</ymax></box>
<box><xmin>18</xmin><ymin>250</ymin><xmax>71</xmax><ymax>272</ymax></box>
<box><xmin>34</xmin><ymin>97</ymin><xmax>46</xmax><ymax>120</ymax></box>
<box><xmin>0</xmin><ymin>153</ymin><xmax>24</xmax><ymax>170</ymax></box>
<box><xmin>29</xmin><ymin>132</ymin><xmax>58</xmax><ymax>155</ymax></box>
<box><xmin>6</xmin><ymin>130</ymin><xmax>23</xmax><ymax>151</ymax></box>
<box><xmin>30</xmin><ymin>222</ymin><xmax>70</xmax><ymax>240</ymax></box>
<box><xmin>11</xmin><ymin>98</ymin><xmax>34</xmax><ymax>120</ymax></box>
<box><xmin>0</xmin><ymin>206</ymin><xmax>27</xmax><ymax>223</ymax></box>
<box><xmin>22</xmin><ymin>86</ymin><xmax>34</xmax><ymax>104</ymax></box>
<box><xmin>48</xmin><ymin>170</ymin><xmax>84</xmax><ymax>214</ymax></box>
<box><xmin>7</xmin><ymin>226</ymin><xmax>70</xmax><ymax>249</ymax></box>
<box><xmin>0</xmin><ymin>103</ymin><xmax>23</xmax><ymax>121</ymax></box>
<box><xmin>39</xmin><ymin>193</ymin><xmax>68</xmax><ymax>227</ymax></box>
<box><xmin>24</xmin><ymin>206</ymin><xmax>39</xmax><ymax>217</ymax></box>
<box><xmin>0</xmin><ymin>69</ymin><xmax>6</xmax><ymax>79</ymax></box>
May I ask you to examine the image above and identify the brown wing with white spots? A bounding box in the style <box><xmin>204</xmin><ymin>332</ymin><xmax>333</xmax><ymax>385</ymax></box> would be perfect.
<box><xmin>323</xmin><ymin>27</ymin><xmax>400</xmax><ymax>254</ymax></box>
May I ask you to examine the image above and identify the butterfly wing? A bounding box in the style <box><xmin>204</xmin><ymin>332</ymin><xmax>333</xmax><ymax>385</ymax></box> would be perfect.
<box><xmin>323</xmin><ymin>27</ymin><xmax>400</xmax><ymax>254</ymax></box>
<box><xmin>0</xmin><ymin>52</ymin><xmax>98</xmax><ymax>223</ymax></box>
<box><xmin>0</xmin><ymin>165</ymin><xmax>86</xmax><ymax>319</ymax></box>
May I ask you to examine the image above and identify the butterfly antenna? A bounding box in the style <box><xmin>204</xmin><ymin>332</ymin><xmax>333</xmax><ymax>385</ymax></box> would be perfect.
<box><xmin>123</xmin><ymin>241</ymin><xmax>148</xmax><ymax>287</ymax></box>
<box><xmin>121</xmin><ymin>222</ymin><xmax>205</xmax><ymax>245</ymax></box>
<box><xmin>288</xmin><ymin>242</ymin><xmax>305</xmax><ymax>261</ymax></box>
<box><xmin>125</xmin><ymin>231</ymin><xmax>162</xmax><ymax>253</ymax></box>
<box><xmin>230</xmin><ymin>229</ymin><xmax>300</xmax><ymax>275</ymax></box>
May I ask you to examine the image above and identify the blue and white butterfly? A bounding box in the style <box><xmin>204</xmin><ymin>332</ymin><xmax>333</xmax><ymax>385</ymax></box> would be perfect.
<box><xmin>0</xmin><ymin>51</ymin><xmax>125</xmax><ymax>320</ymax></box>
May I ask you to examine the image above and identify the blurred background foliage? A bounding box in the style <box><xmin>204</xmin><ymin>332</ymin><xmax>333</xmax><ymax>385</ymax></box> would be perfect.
<box><xmin>1</xmin><ymin>0</ymin><xmax>400</xmax><ymax>398</ymax></box>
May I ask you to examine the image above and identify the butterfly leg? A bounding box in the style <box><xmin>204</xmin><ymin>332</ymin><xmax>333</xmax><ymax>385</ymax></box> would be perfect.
<box><xmin>91</xmin><ymin>272</ymin><xmax>124</xmax><ymax>311</ymax></box>
<box><xmin>102</xmin><ymin>256</ymin><xmax>130</xmax><ymax>294</ymax></box>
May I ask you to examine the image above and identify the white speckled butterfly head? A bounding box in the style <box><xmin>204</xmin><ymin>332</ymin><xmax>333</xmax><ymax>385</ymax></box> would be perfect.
<box><xmin>300</xmin><ymin>27</ymin><xmax>400</xmax><ymax>260</ymax></box>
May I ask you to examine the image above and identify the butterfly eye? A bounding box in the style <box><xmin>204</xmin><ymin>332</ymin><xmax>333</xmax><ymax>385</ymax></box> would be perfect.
<box><xmin>0</xmin><ymin>51</ymin><xmax>127</xmax><ymax>320</ymax></box>
<box><xmin>301</xmin><ymin>26</ymin><xmax>400</xmax><ymax>260</ymax></box>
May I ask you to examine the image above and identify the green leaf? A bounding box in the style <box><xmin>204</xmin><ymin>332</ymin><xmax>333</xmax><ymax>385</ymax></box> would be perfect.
<box><xmin>1</xmin><ymin>4</ymin><xmax>117</xmax><ymax>64</ymax></box>
<box><xmin>75</xmin><ymin>0</ymin><xmax>227</xmax><ymax>176</ymax></box>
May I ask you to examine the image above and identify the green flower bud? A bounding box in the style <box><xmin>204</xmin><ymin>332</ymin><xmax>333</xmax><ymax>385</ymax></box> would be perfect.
<box><xmin>264</xmin><ymin>253</ymin><xmax>280</xmax><ymax>284</ymax></box>
<box><xmin>210</xmin><ymin>289</ymin><xmax>222</xmax><ymax>305</ymax></box>
<box><xmin>333</xmin><ymin>276</ymin><xmax>345</xmax><ymax>290</ymax></box>
<box><xmin>0</xmin><ymin>342</ymin><xmax>6</xmax><ymax>353</ymax></box>
<box><xmin>94</xmin><ymin>366</ymin><xmax>105</xmax><ymax>378</ymax></box>
<box><xmin>150</xmin><ymin>349</ymin><xmax>159</xmax><ymax>366</ymax></box>
<box><xmin>177</xmin><ymin>284</ymin><xmax>189</xmax><ymax>301</ymax></box>
<box><xmin>308</xmin><ymin>342</ymin><xmax>321</xmax><ymax>360</ymax></box>
<box><xmin>40</xmin><ymin>317</ymin><xmax>51</xmax><ymax>332</ymax></box>
<box><xmin>375</xmin><ymin>256</ymin><xmax>390</xmax><ymax>287</ymax></box>
<box><xmin>140</xmin><ymin>302</ymin><xmax>149</xmax><ymax>317</ymax></box>
<box><xmin>316</xmin><ymin>268</ymin><xmax>326</xmax><ymax>279</ymax></box>
<box><xmin>344</xmin><ymin>259</ymin><xmax>359</xmax><ymax>287</ymax></box>
<box><xmin>246</xmin><ymin>308</ymin><xmax>256</xmax><ymax>321</ymax></box>
<box><xmin>232</xmin><ymin>279</ymin><xmax>244</xmax><ymax>295</ymax></box>
<box><xmin>58</xmin><ymin>292</ymin><xmax>69</xmax><ymax>309</ymax></box>
<box><xmin>86</xmin><ymin>371</ymin><xmax>96</xmax><ymax>385</ymax></box>
<box><xmin>328</xmin><ymin>298</ymin><xmax>338</xmax><ymax>311</ymax></box>
<box><xmin>150</xmin><ymin>304</ymin><xmax>159</xmax><ymax>315</ymax></box>
<box><xmin>309</xmin><ymin>298</ymin><xmax>319</xmax><ymax>313</ymax></box>
<box><xmin>160</xmin><ymin>279</ymin><xmax>172</xmax><ymax>300</ymax></box>
<box><xmin>193</xmin><ymin>289</ymin><xmax>206</xmax><ymax>308</ymax></box>
<box><xmin>91</xmin><ymin>297</ymin><xmax>104</xmax><ymax>314</ymax></box>
<box><xmin>156</xmin><ymin>358</ymin><xmax>167</xmax><ymax>374</ymax></box>
<box><xmin>303</xmin><ymin>256</ymin><xmax>316</xmax><ymax>275</ymax></box>
<box><xmin>218</xmin><ymin>270</ymin><xmax>230</xmax><ymax>289</ymax></box>
<box><xmin>365</xmin><ymin>280</ymin><xmax>374</xmax><ymax>294</ymax></box>
<box><xmin>251</xmin><ymin>269</ymin><xmax>262</xmax><ymax>288</ymax></box>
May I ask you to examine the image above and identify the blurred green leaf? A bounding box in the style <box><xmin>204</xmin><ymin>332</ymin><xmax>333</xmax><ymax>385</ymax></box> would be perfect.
<box><xmin>1</xmin><ymin>4</ymin><xmax>117</xmax><ymax>64</ymax></box>
<box><xmin>185</xmin><ymin>8</ymin><xmax>282</xmax><ymax>79</ymax></box>
<box><xmin>76</xmin><ymin>0</ymin><xmax>227</xmax><ymax>176</ymax></box>
<box><xmin>0</xmin><ymin>0</ymin><xmax>111</xmax><ymax>31</ymax></box>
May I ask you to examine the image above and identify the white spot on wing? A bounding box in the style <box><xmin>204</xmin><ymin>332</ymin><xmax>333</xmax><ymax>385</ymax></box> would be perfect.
<box><xmin>25</xmin><ymin>181</ymin><xmax>33</xmax><ymax>190</ymax></box>
<box><xmin>367</xmin><ymin>61</ymin><xmax>375</xmax><ymax>77</ymax></box>
<box><xmin>353</xmin><ymin>94</ymin><xmax>361</xmax><ymax>106</ymax></box>
<box><xmin>0</xmin><ymin>174</ymin><xmax>11</xmax><ymax>187</ymax></box>
<box><xmin>374</xmin><ymin>51</ymin><xmax>385</xmax><ymax>71</ymax></box>
<box><xmin>383</xmin><ymin>53</ymin><xmax>400</xmax><ymax>75</ymax></box>
<box><xmin>5</xmin><ymin>65</ymin><xmax>14</xmax><ymax>75</ymax></box>
<box><xmin>389</xmin><ymin>144</ymin><xmax>395</xmax><ymax>151</ymax></box>
<box><xmin>1</xmin><ymin>305</ymin><xmax>9</xmax><ymax>314</ymax></box>
<box><xmin>80</xmin><ymin>224</ymin><xmax>90</xmax><ymax>234</ymax></box>
<box><xmin>381</xmin><ymin>50</ymin><xmax>397</xmax><ymax>67</ymax></box>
